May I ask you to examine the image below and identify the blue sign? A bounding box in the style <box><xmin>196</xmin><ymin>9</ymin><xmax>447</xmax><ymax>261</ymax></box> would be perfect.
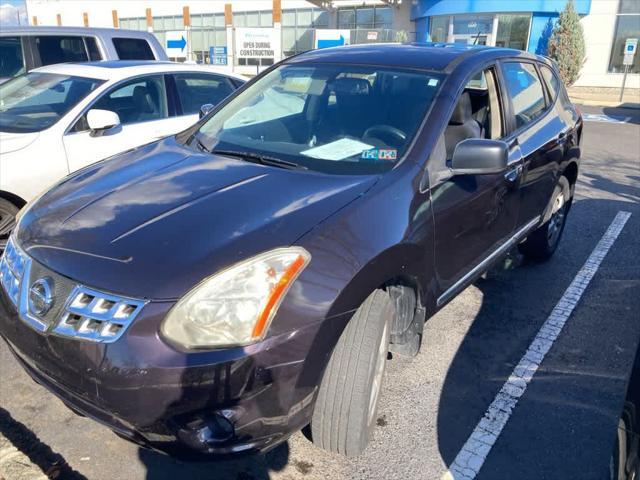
<box><xmin>167</xmin><ymin>36</ymin><xmax>187</xmax><ymax>52</ymax></box>
<box><xmin>209</xmin><ymin>46</ymin><xmax>228</xmax><ymax>65</ymax></box>
<box><xmin>318</xmin><ymin>35</ymin><xmax>346</xmax><ymax>49</ymax></box>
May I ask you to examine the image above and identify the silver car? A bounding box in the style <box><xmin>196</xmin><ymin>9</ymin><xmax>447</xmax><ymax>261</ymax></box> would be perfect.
<box><xmin>0</xmin><ymin>26</ymin><xmax>168</xmax><ymax>82</ymax></box>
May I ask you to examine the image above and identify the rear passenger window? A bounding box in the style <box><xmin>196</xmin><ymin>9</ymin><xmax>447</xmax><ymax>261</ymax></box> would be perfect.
<box><xmin>0</xmin><ymin>36</ymin><xmax>25</xmax><ymax>77</ymax></box>
<box><xmin>112</xmin><ymin>38</ymin><xmax>155</xmax><ymax>60</ymax></box>
<box><xmin>540</xmin><ymin>64</ymin><xmax>561</xmax><ymax>102</ymax></box>
<box><xmin>84</xmin><ymin>37</ymin><xmax>102</xmax><ymax>61</ymax></box>
<box><xmin>36</xmin><ymin>36</ymin><xmax>88</xmax><ymax>65</ymax></box>
<box><xmin>501</xmin><ymin>62</ymin><xmax>547</xmax><ymax>129</ymax></box>
<box><xmin>174</xmin><ymin>74</ymin><xmax>235</xmax><ymax>115</ymax></box>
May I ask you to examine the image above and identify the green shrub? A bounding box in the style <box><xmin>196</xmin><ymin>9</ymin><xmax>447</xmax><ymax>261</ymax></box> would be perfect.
<box><xmin>548</xmin><ymin>0</ymin><xmax>586</xmax><ymax>86</ymax></box>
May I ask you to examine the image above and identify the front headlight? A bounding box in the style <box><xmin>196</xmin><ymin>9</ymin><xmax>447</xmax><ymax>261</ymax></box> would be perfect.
<box><xmin>161</xmin><ymin>247</ymin><xmax>310</xmax><ymax>349</ymax></box>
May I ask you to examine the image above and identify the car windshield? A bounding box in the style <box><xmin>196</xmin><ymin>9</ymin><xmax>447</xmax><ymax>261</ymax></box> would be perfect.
<box><xmin>0</xmin><ymin>72</ymin><xmax>104</xmax><ymax>133</ymax></box>
<box><xmin>191</xmin><ymin>64</ymin><xmax>444</xmax><ymax>175</ymax></box>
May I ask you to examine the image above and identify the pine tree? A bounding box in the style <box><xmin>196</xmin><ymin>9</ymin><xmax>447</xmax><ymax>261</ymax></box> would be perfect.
<box><xmin>548</xmin><ymin>0</ymin><xmax>586</xmax><ymax>86</ymax></box>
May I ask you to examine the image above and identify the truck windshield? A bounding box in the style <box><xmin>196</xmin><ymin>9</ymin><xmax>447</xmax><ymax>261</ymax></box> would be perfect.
<box><xmin>0</xmin><ymin>72</ymin><xmax>104</xmax><ymax>133</ymax></box>
<box><xmin>192</xmin><ymin>64</ymin><xmax>443</xmax><ymax>175</ymax></box>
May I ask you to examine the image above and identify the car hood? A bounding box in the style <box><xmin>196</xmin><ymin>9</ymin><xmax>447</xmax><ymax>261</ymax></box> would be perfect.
<box><xmin>0</xmin><ymin>131</ymin><xmax>40</xmax><ymax>154</ymax></box>
<box><xmin>17</xmin><ymin>137</ymin><xmax>377</xmax><ymax>300</ymax></box>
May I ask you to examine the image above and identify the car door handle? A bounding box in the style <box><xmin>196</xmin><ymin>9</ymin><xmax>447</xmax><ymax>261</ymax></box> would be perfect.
<box><xmin>504</xmin><ymin>164</ymin><xmax>523</xmax><ymax>182</ymax></box>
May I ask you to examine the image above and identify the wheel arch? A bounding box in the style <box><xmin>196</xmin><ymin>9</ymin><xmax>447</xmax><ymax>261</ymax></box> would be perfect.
<box><xmin>0</xmin><ymin>190</ymin><xmax>26</xmax><ymax>209</ymax></box>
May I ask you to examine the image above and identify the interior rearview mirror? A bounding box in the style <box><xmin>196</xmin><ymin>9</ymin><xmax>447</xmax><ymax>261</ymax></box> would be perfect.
<box><xmin>87</xmin><ymin>109</ymin><xmax>121</xmax><ymax>137</ymax></box>
<box><xmin>199</xmin><ymin>103</ymin><xmax>215</xmax><ymax>119</ymax></box>
<box><xmin>451</xmin><ymin>138</ymin><xmax>509</xmax><ymax>175</ymax></box>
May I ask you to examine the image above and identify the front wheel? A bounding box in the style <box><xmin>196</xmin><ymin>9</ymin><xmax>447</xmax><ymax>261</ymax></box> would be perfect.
<box><xmin>518</xmin><ymin>176</ymin><xmax>570</xmax><ymax>262</ymax></box>
<box><xmin>310</xmin><ymin>289</ymin><xmax>392</xmax><ymax>456</ymax></box>
<box><xmin>0</xmin><ymin>198</ymin><xmax>19</xmax><ymax>251</ymax></box>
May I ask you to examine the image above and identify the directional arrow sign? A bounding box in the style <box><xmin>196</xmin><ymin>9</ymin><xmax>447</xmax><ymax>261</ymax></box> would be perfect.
<box><xmin>167</xmin><ymin>36</ymin><xmax>186</xmax><ymax>51</ymax></box>
<box><xmin>165</xmin><ymin>30</ymin><xmax>188</xmax><ymax>58</ymax></box>
<box><xmin>318</xmin><ymin>35</ymin><xmax>345</xmax><ymax>49</ymax></box>
<box><xmin>315</xmin><ymin>30</ymin><xmax>350</xmax><ymax>50</ymax></box>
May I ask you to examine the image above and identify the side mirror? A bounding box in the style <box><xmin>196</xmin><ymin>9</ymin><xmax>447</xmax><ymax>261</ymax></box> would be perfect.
<box><xmin>199</xmin><ymin>103</ymin><xmax>215</xmax><ymax>119</ymax></box>
<box><xmin>87</xmin><ymin>109</ymin><xmax>120</xmax><ymax>137</ymax></box>
<box><xmin>451</xmin><ymin>139</ymin><xmax>509</xmax><ymax>175</ymax></box>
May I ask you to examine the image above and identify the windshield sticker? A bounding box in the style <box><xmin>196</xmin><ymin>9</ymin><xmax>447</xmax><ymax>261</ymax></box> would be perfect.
<box><xmin>361</xmin><ymin>148</ymin><xmax>398</xmax><ymax>161</ymax></box>
<box><xmin>428</xmin><ymin>78</ymin><xmax>439</xmax><ymax>87</ymax></box>
<box><xmin>301</xmin><ymin>138</ymin><xmax>374</xmax><ymax>161</ymax></box>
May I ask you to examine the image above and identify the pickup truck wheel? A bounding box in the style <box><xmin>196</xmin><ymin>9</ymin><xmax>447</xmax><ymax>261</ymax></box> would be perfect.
<box><xmin>518</xmin><ymin>176</ymin><xmax>570</xmax><ymax>261</ymax></box>
<box><xmin>0</xmin><ymin>198</ymin><xmax>19</xmax><ymax>250</ymax></box>
<box><xmin>310</xmin><ymin>289</ymin><xmax>392</xmax><ymax>456</ymax></box>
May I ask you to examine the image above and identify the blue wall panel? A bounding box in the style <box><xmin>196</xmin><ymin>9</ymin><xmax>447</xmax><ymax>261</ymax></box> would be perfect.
<box><xmin>415</xmin><ymin>17</ymin><xmax>430</xmax><ymax>43</ymax></box>
<box><xmin>412</xmin><ymin>0</ymin><xmax>591</xmax><ymax>20</ymax></box>
<box><xmin>528</xmin><ymin>13</ymin><xmax>559</xmax><ymax>54</ymax></box>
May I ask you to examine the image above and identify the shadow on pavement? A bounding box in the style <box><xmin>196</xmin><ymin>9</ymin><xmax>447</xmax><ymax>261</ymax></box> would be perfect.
<box><xmin>0</xmin><ymin>407</ymin><xmax>88</xmax><ymax>480</ymax></box>
<box><xmin>435</xmin><ymin>198</ymin><xmax>640</xmax><ymax>478</ymax></box>
<box><xmin>601</xmin><ymin>106</ymin><xmax>640</xmax><ymax>125</ymax></box>
<box><xmin>138</xmin><ymin>441</ymin><xmax>290</xmax><ymax>480</ymax></box>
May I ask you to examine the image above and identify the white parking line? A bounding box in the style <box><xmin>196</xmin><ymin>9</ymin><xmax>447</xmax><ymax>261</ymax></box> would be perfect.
<box><xmin>582</xmin><ymin>113</ymin><xmax>631</xmax><ymax>124</ymax></box>
<box><xmin>443</xmin><ymin>210</ymin><xmax>632</xmax><ymax>480</ymax></box>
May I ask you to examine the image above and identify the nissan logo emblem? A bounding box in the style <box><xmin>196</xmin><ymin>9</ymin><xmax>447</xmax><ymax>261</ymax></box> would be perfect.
<box><xmin>29</xmin><ymin>277</ymin><xmax>54</xmax><ymax>317</ymax></box>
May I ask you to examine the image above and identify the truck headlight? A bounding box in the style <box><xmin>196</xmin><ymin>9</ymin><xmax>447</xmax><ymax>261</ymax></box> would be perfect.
<box><xmin>161</xmin><ymin>247</ymin><xmax>310</xmax><ymax>349</ymax></box>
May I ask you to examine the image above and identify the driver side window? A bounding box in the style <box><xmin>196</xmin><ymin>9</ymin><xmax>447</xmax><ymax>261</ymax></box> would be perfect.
<box><xmin>74</xmin><ymin>75</ymin><xmax>168</xmax><ymax>132</ymax></box>
<box><xmin>443</xmin><ymin>67</ymin><xmax>503</xmax><ymax>160</ymax></box>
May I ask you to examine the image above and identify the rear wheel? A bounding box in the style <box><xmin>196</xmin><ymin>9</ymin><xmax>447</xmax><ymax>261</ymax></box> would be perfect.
<box><xmin>0</xmin><ymin>198</ymin><xmax>19</xmax><ymax>251</ymax></box>
<box><xmin>310</xmin><ymin>289</ymin><xmax>392</xmax><ymax>456</ymax></box>
<box><xmin>518</xmin><ymin>176</ymin><xmax>570</xmax><ymax>261</ymax></box>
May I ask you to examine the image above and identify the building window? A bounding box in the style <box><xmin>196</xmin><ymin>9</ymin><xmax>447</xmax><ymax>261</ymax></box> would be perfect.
<box><xmin>337</xmin><ymin>6</ymin><xmax>393</xmax><ymax>29</ymax></box>
<box><xmin>496</xmin><ymin>14</ymin><xmax>531</xmax><ymax>51</ymax></box>
<box><xmin>430</xmin><ymin>16</ymin><xmax>449</xmax><ymax>42</ymax></box>
<box><xmin>282</xmin><ymin>8</ymin><xmax>329</xmax><ymax>57</ymax></box>
<box><xmin>609</xmin><ymin>0</ymin><xmax>640</xmax><ymax>73</ymax></box>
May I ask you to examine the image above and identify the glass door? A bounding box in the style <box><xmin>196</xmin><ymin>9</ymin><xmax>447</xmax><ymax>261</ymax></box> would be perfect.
<box><xmin>451</xmin><ymin>14</ymin><xmax>494</xmax><ymax>46</ymax></box>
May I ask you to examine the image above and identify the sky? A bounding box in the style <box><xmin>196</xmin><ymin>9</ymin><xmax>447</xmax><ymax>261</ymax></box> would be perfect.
<box><xmin>0</xmin><ymin>0</ymin><xmax>28</xmax><ymax>26</ymax></box>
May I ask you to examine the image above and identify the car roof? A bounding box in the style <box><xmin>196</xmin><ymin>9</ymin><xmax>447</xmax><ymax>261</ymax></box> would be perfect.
<box><xmin>286</xmin><ymin>43</ymin><xmax>542</xmax><ymax>72</ymax></box>
<box><xmin>32</xmin><ymin>61</ymin><xmax>247</xmax><ymax>82</ymax></box>
<box><xmin>0</xmin><ymin>26</ymin><xmax>153</xmax><ymax>37</ymax></box>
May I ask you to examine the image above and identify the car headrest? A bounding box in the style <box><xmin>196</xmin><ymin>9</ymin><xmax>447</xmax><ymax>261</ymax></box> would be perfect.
<box><xmin>133</xmin><ymin>85</ymin><xmax>154</xmax><ymax>113</ymax></box>
<box><xmin>449</xmin><ymin>91</ymin><xmax>473</xmax><ymax>125</ymax></box>
<box><xmin>333</xmin><ymin>77</ymin><xmax>371</xmax><ymax>97</ymax></box>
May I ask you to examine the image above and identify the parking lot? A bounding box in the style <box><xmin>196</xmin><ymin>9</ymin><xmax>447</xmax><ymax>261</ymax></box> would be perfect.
<box><xmin>0</xmin><ymin>104</ymin><xmax>639</xmax><ymax>480</ymax></box>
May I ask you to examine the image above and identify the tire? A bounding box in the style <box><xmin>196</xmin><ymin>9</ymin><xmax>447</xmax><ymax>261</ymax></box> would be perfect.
<box><xmin>518</xmin><ymin>176</ymin><xmax>570</xmax><ymax>262</ymax></box>
<box><xmin>310</xmin><ymin>289</ymin><xmax>392</xmax><ymax>456</ymax></box>
<box><xmin>0</xmin><ymin>198</ymin><xmax>20</xmax><ymax>251</ymax></box>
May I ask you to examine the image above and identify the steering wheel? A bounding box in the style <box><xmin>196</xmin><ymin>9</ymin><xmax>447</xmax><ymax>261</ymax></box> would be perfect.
<box><xmin>363</xmin><ymin>125</ymin><xmax>407</xmax><ymax>147</ymax></box>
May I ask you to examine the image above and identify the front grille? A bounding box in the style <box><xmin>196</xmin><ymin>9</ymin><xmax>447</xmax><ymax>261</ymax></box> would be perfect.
<box><xmin>53</xmin><ymin>286</ymin><xmax>145</xmax><ymax>342</ymax></box>
<box><xmin>0</xmin><ymin>237</ymin><xmax>27</xmax><ymax>307</ymax></box>
<box><xmin>0</xmin><ymin>236</ymin><xmax>146</xmax><ymax>343</ymax></box>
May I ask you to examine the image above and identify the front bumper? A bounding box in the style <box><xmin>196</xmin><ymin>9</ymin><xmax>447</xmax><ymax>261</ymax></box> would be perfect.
<box><xmin>0</xmin><ymin>290</ymin><xmax>325</xmax><ymax>458</ymax></box>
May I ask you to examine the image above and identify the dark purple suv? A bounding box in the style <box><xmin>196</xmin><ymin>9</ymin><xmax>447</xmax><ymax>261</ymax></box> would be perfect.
<box><xmin>0</xmin><ymin>44</ymin><xmax>582</xmax><ymax>458</ymax></box>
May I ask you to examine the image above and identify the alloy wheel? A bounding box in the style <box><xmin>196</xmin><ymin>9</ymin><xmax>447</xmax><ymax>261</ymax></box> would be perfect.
<box><xmin>547</xmin><ymin>191</ymin><xmax>566</xmax><ymax>248</ymax></box>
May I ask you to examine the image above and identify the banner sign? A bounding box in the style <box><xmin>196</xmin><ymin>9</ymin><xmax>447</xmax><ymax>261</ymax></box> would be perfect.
<box><xmin>235</xmin><ymin>28</ymin><xmax>279</xmax><ymax>61</ymax></box>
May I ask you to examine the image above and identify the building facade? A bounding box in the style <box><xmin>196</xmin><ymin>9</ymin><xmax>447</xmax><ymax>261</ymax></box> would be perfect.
<box><xmin>22</xmin><ymin>0</ymin><xmax>640</xmax><ymax>87</ymax></box>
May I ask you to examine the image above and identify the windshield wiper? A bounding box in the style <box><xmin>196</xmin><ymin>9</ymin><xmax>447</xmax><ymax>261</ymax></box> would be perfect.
<box><xmin>211</xmin><ymin>149</ymin><xmax>307</xmax><ymax>170</ymax></box>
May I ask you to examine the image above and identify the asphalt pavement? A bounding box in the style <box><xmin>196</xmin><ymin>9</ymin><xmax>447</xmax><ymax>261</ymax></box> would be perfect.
<box><xmin>0</xmin><ymin>105</ymin><xmax>638</xmax><ymax>480</ymax></box>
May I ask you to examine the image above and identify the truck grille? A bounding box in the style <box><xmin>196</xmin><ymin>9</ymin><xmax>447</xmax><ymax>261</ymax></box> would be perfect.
<box><xmin>0</xmin><ymin>237</ymin><xmax>146</xmax><ymax>343</ymax></box>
